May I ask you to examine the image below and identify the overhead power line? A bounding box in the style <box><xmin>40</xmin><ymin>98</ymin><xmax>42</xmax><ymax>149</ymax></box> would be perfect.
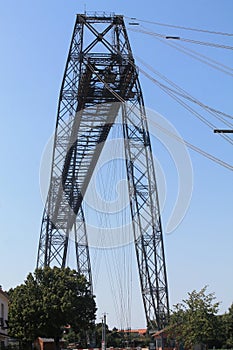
<box><xmin>126</xmin><ymin>16</ymin><xmax>233</xmax><ymax>37</ymax></box>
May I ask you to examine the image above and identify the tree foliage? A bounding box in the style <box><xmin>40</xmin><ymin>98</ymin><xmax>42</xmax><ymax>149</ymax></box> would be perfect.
<box><xmin>168</xmin><ymin>286</ymin><xmax>220</xmax><ymax>349</ymax></box>
<box><xmin>8</xmin><ymin>267</ymin><xmax>96</xmax><ymax>350</ymax></box>
<box><xmin>217</xmin><ymin>303</ymin><xmax>233</xmax><ymax>348</ymax></box>
<box><xmin>93</xmin><ymin>324</ymin><xmax>150</xmax><ymax>348</ymax></box>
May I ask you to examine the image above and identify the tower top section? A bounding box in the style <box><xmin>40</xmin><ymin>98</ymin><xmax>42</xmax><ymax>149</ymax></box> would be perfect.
<box><xmin>77</xmin><ymin>12</ymin><xmax>123</xmax><ymax>24</ymax></box>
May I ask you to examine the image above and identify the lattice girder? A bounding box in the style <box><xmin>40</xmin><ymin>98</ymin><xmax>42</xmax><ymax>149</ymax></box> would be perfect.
<box><xmin>37</xmin><ymin>13</ymin><xmax>169</xmax><ymax>329</ymax></box>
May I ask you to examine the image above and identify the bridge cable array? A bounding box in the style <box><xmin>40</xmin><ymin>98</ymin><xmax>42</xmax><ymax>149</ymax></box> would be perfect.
<box><xmin>125</xmin><ymin>20</ymin><xmax>233</xmax><ymax>169</ymax></box>
<box><xmin>126</xmin><ymin>16</ymin><xmax>233</xmax><ymax>37</ymax></box>
<box><xmin>89</xmin><ymin>17</ymin><xmax>233</xmax><ymax>329</ymax></box>
<box><xmin>86</xmin><ymin>123</ymin><xmax>134</xmax><ymax>329</ymax></box>
<box><xmin>135</xmin><ymin>57</ymin><xmax>233</xmax><ymax>145</ymax></box>
<box><xmin>128</xmin><ymin>27</ymin><xmax>233</xmax><ymax>51</ymax></box>
<box><xmin>86</xmin><ymin>61</ymin><xmax>233</xmax><ymax>171</ymax></box>
<box><xmin>136</xmin><ymin>56</ymin><xmax>233</xmax><ymax>124</ymax></box>
<box><xmin>87</xmin><ymin>51</ymin><xmax>233</xmax><ymax>325</ymax></box>
<box><xmin>138</xmin><ymin>32</ymin><xmax>233</xmax><ymax>77</ymax></box>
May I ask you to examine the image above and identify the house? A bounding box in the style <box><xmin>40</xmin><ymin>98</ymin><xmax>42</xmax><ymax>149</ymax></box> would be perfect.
<box><xmin>0</xmin><ymin>286</ymin><xmax>9</xmax><ymax>348</ymax></box>
<box><xmin>34</xmin><ymin>337</ymin><xmax>65</xmax><ymax>350</ymax></box>
<box><xmin>153</xmin><ymin>328</ymin><xmax>176</xmax><ymax>350</ymax></box>
<box><xmin>118</xmin><ymin>329</ymin><xmax>147</xmax><ymax>336</ymax></box>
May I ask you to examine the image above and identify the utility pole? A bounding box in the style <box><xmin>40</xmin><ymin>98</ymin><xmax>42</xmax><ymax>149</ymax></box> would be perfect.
<box><xmin>102</xmin><ymin>313</ymin><xmax>107</xmax><ymax>350</ymax></box>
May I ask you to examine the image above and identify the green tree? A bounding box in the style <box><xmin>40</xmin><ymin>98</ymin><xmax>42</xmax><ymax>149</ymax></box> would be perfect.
<box><xmin>94</xmin><ymin>323</ymin><xmax>123</xmax><ymax>348</ymax></box>
<box><xmin>220</xmin><ymin>303</ymin><xmax>233</xmax><ymax>348</ymax></box>
<box><xmin>107</xmin><ymin>327</ymin><xmax>123</xmax><ymax>348</ymax></box>
<box><xmin>8</xmin><ymin>267</ymin><xmax>96</xmax><ymax>350</ymax></box>
<box><xmin>168</xmin><ymin>286</ymin><xmax>219</xmax><ymax>349</ymax></box>
<box><xmin>94</xmin><ymin>322</ymin><xmax>104</xmax><ymax>347</ymax></box>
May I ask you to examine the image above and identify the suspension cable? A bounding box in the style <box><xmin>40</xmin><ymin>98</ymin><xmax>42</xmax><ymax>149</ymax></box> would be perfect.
<box><xmin>136</xmin><ymin>56</ymin><xmax>233</xmax><ymax>128</ymax></box>
<box><xmin>171</xmin><ymin>41</ymin><xmax>233</xmax><ymax>73</ymax></box>
<box><xmin>140</xmin><ymin>69</ymin><xmax>233</xmax><ymax>145</ymax></box>
<box><xmin>86</xmin><ymin>61</ymin><xmax>233</xmax><ymax>171</ymax></box>
<box><xmin>132</xmin><ymin>36</ymin><xmax>233</xmax><ymax>122</ymax></box>
<box><xmin>137</xmin><ymin>64</ymin><xmax>233</xmax><ymax>145</ymax></box>
<box><xmin>143</xmin><ymin>34</ymin><xmax>233</xmax><ymax>77</ymax></box>
<box><xmin>126</xmin><ymin>16</ymin><xmax>233</xmax><ymax>37</ymax></box>
<box><xmin>128</xmin><ymin>27</ymin><xmax>233</xmax><ymax>50</ymax></box>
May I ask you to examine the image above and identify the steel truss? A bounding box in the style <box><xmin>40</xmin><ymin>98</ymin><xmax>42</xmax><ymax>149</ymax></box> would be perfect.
<box><xmin>37</xmin><ymin>13</ymin><xmax>169</xmax><ymax>329</ymax></box>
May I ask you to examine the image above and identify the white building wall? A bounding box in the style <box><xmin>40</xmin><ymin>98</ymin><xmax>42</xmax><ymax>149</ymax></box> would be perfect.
<box><xmin>0</xmin><ymin>287</ymin><xmax>9</xmax><ymax>347</ymax></box>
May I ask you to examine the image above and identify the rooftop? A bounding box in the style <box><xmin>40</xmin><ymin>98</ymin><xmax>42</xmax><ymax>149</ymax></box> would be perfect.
<box><xmin>0</xmin><ymin>287</ymin><xmax>9</xmax><ymax>300</ymax></box>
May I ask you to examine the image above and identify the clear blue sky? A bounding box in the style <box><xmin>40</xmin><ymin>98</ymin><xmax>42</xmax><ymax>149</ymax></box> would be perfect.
<box><xmin>0</xmin><ymin>0</ymin><xmax>232</xmax><ymax>330</ymax></box>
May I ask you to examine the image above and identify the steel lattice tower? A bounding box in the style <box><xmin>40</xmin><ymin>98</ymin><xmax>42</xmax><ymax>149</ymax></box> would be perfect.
<box><xmin>37</xmin><ymin>13</ymin><xmax>169</xmax><ymax>329</ymax></box>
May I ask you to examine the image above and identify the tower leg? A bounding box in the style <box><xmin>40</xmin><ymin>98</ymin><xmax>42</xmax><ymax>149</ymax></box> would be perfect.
<box><xmin>122</xmin><ymin>100</ymin><xmax>169</xmax><ymax>329</ymax></box>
